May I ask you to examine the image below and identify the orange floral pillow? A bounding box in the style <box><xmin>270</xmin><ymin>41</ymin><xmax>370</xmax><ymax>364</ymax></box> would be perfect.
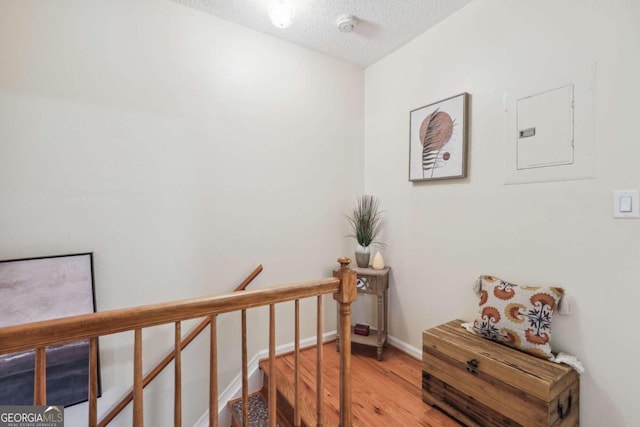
<box><xmin>471</xmin><ymin>275</ymin><xmax>564</xmax><ymax>360</ymax></box>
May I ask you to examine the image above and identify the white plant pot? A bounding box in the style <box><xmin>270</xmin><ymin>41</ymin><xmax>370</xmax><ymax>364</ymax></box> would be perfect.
<box><xmin>355</xmin><ymin>244</ymin><xmax>371</xmax><ymax>268</ymax></box>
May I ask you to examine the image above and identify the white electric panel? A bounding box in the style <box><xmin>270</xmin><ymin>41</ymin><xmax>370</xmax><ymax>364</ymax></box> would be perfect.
<box><xmin>516</xmin><ymin>85</ymin><xmax>574</xmax><ymax>170</ymax></box>
<box><xmin>504</xmin><ymin>62</ymin><xmax>595</xmax><ymax>185</ymax></box>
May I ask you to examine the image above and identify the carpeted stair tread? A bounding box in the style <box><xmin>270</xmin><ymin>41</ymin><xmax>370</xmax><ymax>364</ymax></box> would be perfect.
<box><xmin>229</xmin><ymin>393</ymin><xmax>282</xmax><ymax>427</ymax></box>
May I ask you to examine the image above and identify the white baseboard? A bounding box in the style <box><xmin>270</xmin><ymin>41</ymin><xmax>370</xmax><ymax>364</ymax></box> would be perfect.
<box><xmin>387</xmin><ymin>335</ymin><xmax>421</xmax><ymax>360</ymax></box>
<box><xmin>193</xmin><ymin>331</ymin><xmax>337</xmax><ymax>427</ymax></box>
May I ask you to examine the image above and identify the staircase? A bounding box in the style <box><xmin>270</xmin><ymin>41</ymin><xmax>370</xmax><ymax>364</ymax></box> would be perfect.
<box><xmin>228</xmin><ymin>343</ymin><xmax>324</xmax><ymax>427</ymax></box>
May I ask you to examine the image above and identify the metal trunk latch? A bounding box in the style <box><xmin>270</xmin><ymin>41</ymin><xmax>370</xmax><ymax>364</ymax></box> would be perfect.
<box><xmin>558</xmin><ymin>390</ymin><xmax>573</xmax><ymax>419</ymax></box>
<box><xmin>466</xmin><ymin>358</ymin><xmax>479</xmax><ymax>374</ymax></box>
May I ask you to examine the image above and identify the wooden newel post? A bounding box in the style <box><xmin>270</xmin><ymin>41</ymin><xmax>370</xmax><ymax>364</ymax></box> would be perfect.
<box><xmin>333</xmin><ymin>257</ymin><xmax>357</xmax><ymax>427</ymax></box>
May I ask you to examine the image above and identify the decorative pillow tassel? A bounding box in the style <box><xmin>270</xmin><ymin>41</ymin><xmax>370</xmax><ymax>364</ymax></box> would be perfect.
<box><xmin>553</xmin><ymin>352</ymin><xmax>585</xmax><ymax>374</ymax></box>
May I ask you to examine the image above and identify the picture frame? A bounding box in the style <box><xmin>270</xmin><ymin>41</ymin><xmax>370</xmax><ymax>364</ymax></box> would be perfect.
<box><xmin>0</xmin><ymin>253</ymin><xmax>101</xmax><ymax>407</ymax></box>
<box><xmin>409</xmin><ymin>92</ymin><xmax>469</xmax><ymax>182</ymax></box>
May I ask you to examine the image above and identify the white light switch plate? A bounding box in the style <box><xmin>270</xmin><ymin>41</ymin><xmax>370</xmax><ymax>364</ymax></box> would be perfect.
<box><xmin>613</xmin><ymin>190</ymin><xmax>640</xmax><ymax>218</ymax></box>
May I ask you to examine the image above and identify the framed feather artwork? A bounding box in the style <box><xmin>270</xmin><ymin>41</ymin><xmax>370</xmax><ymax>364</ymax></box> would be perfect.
<box><xmin>409</xmin><ymin>92</ymin><xmax>469</xmax><ymax>182</ymax></box>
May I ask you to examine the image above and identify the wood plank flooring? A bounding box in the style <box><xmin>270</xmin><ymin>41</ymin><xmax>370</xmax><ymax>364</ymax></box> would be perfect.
<box><xmin>260</xmin><ymin>341</ymin><xmax>462</xmax><ymax>427</ymax></box>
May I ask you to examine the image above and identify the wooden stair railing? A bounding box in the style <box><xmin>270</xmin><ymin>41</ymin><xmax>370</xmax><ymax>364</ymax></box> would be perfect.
<box><xmin>0</xmin><ymin>257</ymin><xmax>357</xmax><ymax>427</ymax></box>
<box><xmin>97</xmin><ymin>264</ymin><xmax>264</xmax><ymax>426</ymax></box>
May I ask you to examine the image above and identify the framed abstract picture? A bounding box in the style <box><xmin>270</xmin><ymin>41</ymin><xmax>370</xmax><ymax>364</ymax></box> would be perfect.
<box><xmin>409</xmin><ymin>92</ymin><xmax>469</xmax><ymax>182</ymax></box>
<box><xmin>0</xmin><ymin>253</ymin><xmax>100</xmax><ymax>407</ymax></box>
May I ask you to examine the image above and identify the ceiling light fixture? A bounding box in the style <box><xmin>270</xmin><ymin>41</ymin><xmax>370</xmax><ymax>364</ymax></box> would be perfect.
<box><xmin>269</xmin><ymin>0</ymin><xmax>295</xmax><ymax>29</ymax></box>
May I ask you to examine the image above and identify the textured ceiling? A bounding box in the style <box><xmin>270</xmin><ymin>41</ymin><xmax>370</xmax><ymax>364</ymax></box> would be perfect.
<box><xmin>172</xmin><ymin>0</ymin><xmax>475</xmax><ymax>67</ymax></box>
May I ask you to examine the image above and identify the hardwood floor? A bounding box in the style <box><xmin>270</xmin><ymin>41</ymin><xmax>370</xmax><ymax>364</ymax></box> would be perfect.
<box><xmin>260</xmin><ymin>341</ymin><xmax>462</xmax><ymax>427</ymax></box>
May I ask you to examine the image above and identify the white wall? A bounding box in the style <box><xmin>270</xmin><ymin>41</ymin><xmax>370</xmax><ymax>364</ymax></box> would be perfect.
<box><xmin>0</xmin><ymin>0</ymin><xmax>363</xmax><ymax>425</ymax></box>
<box><xmin>365</xmin><ymin>0</ymin><xmax>640</xmax><ymax>425</ymax></box>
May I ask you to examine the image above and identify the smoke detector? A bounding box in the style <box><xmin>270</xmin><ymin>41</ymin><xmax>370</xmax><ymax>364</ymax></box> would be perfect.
<box><xmin>336</xmin><ymin>15</ymin><xmax>358</xmax><ymax>33</ymax></box>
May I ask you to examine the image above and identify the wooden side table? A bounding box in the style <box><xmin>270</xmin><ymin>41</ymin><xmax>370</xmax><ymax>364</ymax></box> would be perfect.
<box><xmin>335</xmin><ymin>265</ymin><xmax>390</xmax><ymax>360</ymax></box>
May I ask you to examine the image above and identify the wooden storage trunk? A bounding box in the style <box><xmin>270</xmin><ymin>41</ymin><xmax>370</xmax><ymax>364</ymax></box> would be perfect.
<box><xmin>422</xmin><ymin>320</ymin><xmax>579</xmax><ymax>427</ymax></box>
